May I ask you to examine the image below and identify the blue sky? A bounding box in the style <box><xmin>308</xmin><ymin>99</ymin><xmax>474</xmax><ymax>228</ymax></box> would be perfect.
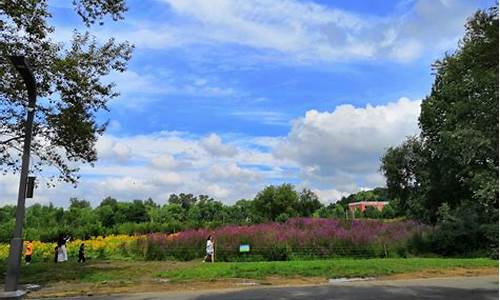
<box><xmin>0</xmin><ymin>0</ymin><xmax>494</xmax><ymax>206</ymax></box>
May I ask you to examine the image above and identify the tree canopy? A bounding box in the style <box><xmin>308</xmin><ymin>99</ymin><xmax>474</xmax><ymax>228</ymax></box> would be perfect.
<box><xmin>0</xmin><ymin>0</ymin><xmax>133</xmax><ymax>184</ymax></box>
<box><xmin>381</xmin><ymin>6</ymin><xmax>498</xmax><ymax>255</ymax></box>
<box><xmin>382</xmin><ymin>6</ymin><xmax>498</xmax><ymax>224</ymax></box>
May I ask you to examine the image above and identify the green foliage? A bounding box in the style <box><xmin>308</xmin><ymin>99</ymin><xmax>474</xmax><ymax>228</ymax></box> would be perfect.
<box><xmin>297</xmin><ymin>189</ymin><xmax>322</xmax><ymax>217</ymax></box>
<box><xmin>380</xmin><ymin>5</ymin><xmax>498</xmax><ymax>255</ymax></box>
<box><xmin>381</xmin><ymin>204</ymin><xmax>395</xmax><ymax>219</ymax></box>
<box><xmin>429</xmin><ymin>205</ymin><xmax>497</xmax><ymax>257</ymax></box>
<box><xmin>0</xmin><ymin>0</ymin><xmax>133</xmax><ymax>184</ymax></box>
<box><xmin>254</xmin><ymin>184</ymin><xmax>300</xmax><ymax>221</ymax></box>
<box><xmin>275</xmin><ymin>213</ymin><xmax>290</xmax><ymax>223</ymax></box>
<box><xmin>363</xmin><ymin>206</ymin><xmax>381</xmax><ymax>219</ymax></box>
<box><xmin>333</xmin><ymin>205</ymin><xmax>345</xmax><ymax>219</ymax></box>
<box><xmin>0</xmin><ymin>185</ymin><xmax>325</xmax><ymax>242</ymax></box>
<box><xmin>264</xmin><ymin>244</ymin><xmax>292</xmax><ymax>261</ymax></box>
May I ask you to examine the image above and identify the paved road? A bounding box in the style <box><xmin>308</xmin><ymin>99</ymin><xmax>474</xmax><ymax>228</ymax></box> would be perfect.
<box><xmin>42</xmin><ymin>276</ymin><xmax>498</xmax><ymax>300</ymax></box>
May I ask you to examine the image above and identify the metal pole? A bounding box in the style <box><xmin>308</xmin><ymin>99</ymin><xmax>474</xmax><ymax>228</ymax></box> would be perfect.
<box><xmin>4</xmin><ymin>56</ymin><xmax>36</xmax><ymax>292</ymax></box>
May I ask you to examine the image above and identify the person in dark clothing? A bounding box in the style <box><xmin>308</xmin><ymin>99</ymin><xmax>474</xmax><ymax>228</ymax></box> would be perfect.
<box><xmin>78</xmin><ymin>243</ymin><xmax>86</xmax><ymax>263</ymax></box>
<box><xmin>54</xmin><ymin>246</ymin><xmax>59</xmax><ymax>263</ymax></box>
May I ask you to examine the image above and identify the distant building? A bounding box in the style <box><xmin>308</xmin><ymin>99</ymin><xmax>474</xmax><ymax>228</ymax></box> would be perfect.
<box><xmin>348</xmin><ymin>201</ymin><xmax>389</xmax><ymax>213</ymax></box>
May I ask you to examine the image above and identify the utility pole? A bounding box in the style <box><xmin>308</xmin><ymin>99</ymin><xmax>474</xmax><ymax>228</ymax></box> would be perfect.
<box><xmin>4</xmin><ymin>56</ymin><xmax>37</xmax><ymax>293</ymax></box>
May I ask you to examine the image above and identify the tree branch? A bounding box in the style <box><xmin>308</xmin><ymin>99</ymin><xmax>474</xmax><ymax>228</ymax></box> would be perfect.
<box><xmin>0</xmin><ymin>135</ymin><xmax>24</xmax><ymax>145</ymax></box>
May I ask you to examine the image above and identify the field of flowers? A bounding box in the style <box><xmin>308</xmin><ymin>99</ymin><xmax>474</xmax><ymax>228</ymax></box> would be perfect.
<box><xmin>0</xmin><ymin>219</ymin><xmax>428</xmax><ymax>262</ymax></box>
<box><xmin>137</xmin><ymin>218</ymin><xmax>428</xmax><ymax>261</ymax></box>
<box><xmin>0</xmin><ymin>235</ymin><xmax>139</xmax><ymax>262</ymax></box>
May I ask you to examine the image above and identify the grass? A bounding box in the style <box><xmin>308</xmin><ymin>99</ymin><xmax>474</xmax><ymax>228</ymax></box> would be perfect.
<box><xmin>1</xmin><ymin>257</ymin><xmax>495</xmax><ymax>284</ymax></box>
<box><xmin>0</xmin><ymin>258</ymin><xmax>497</xmax><ymax>297</ymax></box>
<box><xmin>156</xmin><ymin>258</ymin><xmax>498</xmax><ymax>282</ymax></box>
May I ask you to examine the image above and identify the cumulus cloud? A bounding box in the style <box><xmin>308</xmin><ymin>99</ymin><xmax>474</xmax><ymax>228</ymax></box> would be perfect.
<box><xmin>313</xmin><ymin>188</ymin><xmax>350</xmax><ymax>204</ymax></box>
<box><xmin>96</xmin><ymin>136</ymin><xmax>132</xmax><ymax>163</ymax></box>
<box><xmin>200</xmin><ymin>133</ymin><xmax>238</xmax><ymax>157</ymax></box>
<box><xmin>203</xmin><ymin>163</ymin><xmax>262</xmax><ymax>183</ymax></box>
<box><xmin>276</xmin><ymin>97</ymin><xmax>421</xmax><ymax>187</ymax></box>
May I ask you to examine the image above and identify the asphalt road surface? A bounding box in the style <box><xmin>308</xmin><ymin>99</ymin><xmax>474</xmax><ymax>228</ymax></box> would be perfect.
<box><xmin>42</xmin><ymin>276</ymin><xmax>499</xmax><ymax>300</ymax></box>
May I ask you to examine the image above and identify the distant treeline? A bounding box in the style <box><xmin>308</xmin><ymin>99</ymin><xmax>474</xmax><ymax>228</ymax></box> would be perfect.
<box><xmin>0</xmin><ymin>184</ymin><xmax>396</xmax><ymax>242</ymax></box>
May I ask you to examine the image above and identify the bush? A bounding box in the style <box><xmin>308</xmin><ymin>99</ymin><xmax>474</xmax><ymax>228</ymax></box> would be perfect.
<box><xmin>264</xmin><ymin>244</ymin><xmax>292</xmax><ymax>261</ymax></box>
<box><xmin>427</xmin><ymin>205</ymin><xmax>495</xmax><ymax>256</ymax></box>
<box><xmin>364</xmin><ymin>207</ymin><xmax>381</xmax><ymax>219</ymax></box>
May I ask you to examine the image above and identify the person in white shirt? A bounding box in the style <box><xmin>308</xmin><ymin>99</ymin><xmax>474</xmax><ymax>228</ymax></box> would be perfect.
<box><xmin>204</xmin><ymin>235</ymin><xmax>215</xmax><ymax>263</ymax></box>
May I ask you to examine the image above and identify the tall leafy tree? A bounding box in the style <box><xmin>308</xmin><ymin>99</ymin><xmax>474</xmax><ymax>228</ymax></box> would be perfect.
<box><xmin>254</xmin><ymin>184</ymin><xmax>299</xmax><ymax>221</ymax></box>
<box><xmin>0</xmin><ymin>0</ymin><xmax>133</xmax><ymax>184</ymax></box>
<box><xmin>296</xmin><ymin>188</ymin><xmax>322</xmax><ymax>217</ymax></box>
<box><xmin>419</xmin><ymin>6</ymin><xmax>498</xmax><ymax>222</ymax></box>
<box><xmin>381</xmin><ymin>6</ymin><xmax>498</xmax><ymax>224</ymax></box>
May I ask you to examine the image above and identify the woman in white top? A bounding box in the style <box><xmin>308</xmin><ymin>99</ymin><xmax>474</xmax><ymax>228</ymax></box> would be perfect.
<box><xmin>204</xmin><ymin>235</ymin><xmax>215</xmax><ymax>263</ymax></box>
<box><xmin>57</xmin><ymin>235</ymin><xmax>70</xmax><ymax>262</ymax></box>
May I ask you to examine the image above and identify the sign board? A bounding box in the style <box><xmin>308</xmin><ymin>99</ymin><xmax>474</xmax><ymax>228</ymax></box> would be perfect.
<box><xmin>239</xmin><ymin>244</ymin><xmax>250</xmax><ymax>253</ymax></box>
<box><xmin>26</xmin><ymin>176</ymin><xmax>36</xmax><ymax>198</ymax></box>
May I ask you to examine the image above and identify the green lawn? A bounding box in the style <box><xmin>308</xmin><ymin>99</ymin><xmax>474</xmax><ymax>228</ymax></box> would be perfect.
<box><xmin>0</xmin><ymin>258</ymin><xmax>496</xmax><ymax>285</ymax></box>
<box><xmin>156</xmin><ymin>258</ymin><xmax>498</xmax><ymax>282</ymax></box>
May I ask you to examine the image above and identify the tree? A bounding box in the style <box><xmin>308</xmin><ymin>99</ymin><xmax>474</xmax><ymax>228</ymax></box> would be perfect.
<box><xmin>419</xmin><ymin>6</ymin><xmax>498</xmax><ymax>222</ymax></box>
<box><xmin>333</xmin><ymin>205</ymin><xmax>345</xmax><ymax>219</ymax></box>
<box><xmin>381</xmin><ymin>204</ymin><xmax>395</xmax><ymax>219</ymax></box>
<box><xmin>364</xmin><ymin>206</ymin><xmax>381</xmax><ymax>219</ymax></box>
<box><xmin>380</xmin><ymin>137</ymin><xmax>428</xmax><ymax>220</ymax></box>
<box><xmin>315</xmin><ymin>206</ymin><xmax>333</xmax><ymax>218</ymax></box>
<box><xmin>69</xmin><ymin>198</ymin><xmax>91</xmax><ymax>209</ymax></box>
<box><xmin>227</xmin><ymin>199</ymin><xmax>260</xmax><ymax>224</ymax></box>
<box><xmin>0</xmin><ymin>0</ymin><xmax>133</xmax><ymax>184</ymax></box>
<box><xmin>296</xmin><ymin>189</ymin><xmax>323</xmax><ymax>217</ymax></box>
<box><xmin>380</xmin><ymin>6</ymin><xmax>498</xmax><ymax>255</ymax></box>
<box><xmin>381</xmin><ymin>6</ymin><xmax>498</xmax><ymax>225</ymax></box>
<box><xmin>253</xmin><ymin>184</ymin><xmax>299</xmax><ymax>221</ymax></box>
<box><xmin>168</xmin><ymin>193</ymin><xmax>197</xmax><ymax>210</ymax></box>
<box><xmin>96</xmin><ymin>196</ymin><xmax>118</xmax><ymax>227</ymax></box>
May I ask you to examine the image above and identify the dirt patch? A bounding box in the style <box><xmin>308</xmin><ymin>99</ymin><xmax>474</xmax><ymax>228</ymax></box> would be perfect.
<box><xmin>380</xmin><ymin>267</ymin><xmax>498</xmax><ymax>280</ymax></box>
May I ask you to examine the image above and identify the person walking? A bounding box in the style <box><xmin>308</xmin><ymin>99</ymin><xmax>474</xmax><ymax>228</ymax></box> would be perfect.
<box><xmin>25</xmin><ymin>240</ymin><xmax>33</xmax><ymax>265</ymax></box>
<box><xmin>78</xmin><ymin>243</ymin><xmax>86</xmax><ymax>263</ymax></box>
<box><xmin>57</xmin><ymin>235</ymin><xmax>70</xmax><ymax>262</ymax></box>
<box><xmin>54</xmin><ymin>246</ymin><xmax>59</xmax><ymax>263</ymax></box>
<box><xmin>203</xmin><ymin>235</ymin><xmax>215</xmax><ymax>263</ymax></box>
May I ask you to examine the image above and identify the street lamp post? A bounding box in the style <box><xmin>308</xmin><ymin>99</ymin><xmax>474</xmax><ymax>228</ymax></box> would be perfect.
<box><xmin>4</xmin><ymin>56</ymin><xmax>37</xmax><ymax>292</ymax></box>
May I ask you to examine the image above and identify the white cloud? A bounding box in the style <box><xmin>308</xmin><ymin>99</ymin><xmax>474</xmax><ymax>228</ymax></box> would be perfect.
<box><xmin>142</xmin><ymin>0</ymin><xmax>482</xmax><ymax>63</ymax></box>
<box><xmin>200</xmin><ymin>133</ymin><xmax>238</xmax><ymax>157</ymax></box>
<box><xmin>151</xmin><ymin>154</ymin><xmax>180</xmax><ymax>169</ymax></box>
<box><xmin>203</xmin><ymin>163</ymin><xmax>262</xmax><ymax>183</ymax></box>
<box><xmin>96</xmin><ymin>136</ymin><xmax>132</xmax><ymax>163</ymax></box>
<box><xmin>205</xmin><ymin>184</ymin><xmax>230</xmax><ymax>199</ymax></box>
<box><xmin>0</xmin><ymin>98</ymin><xmax>421</xmax><ymax>207</ymax></box>
<box><xmin>108</xmin><ymin>70</ymin><xmax>236</xmax><ymax>99</ymax></box>
<box><xmin>313</xmin><ymin>188</ymin><xmax>350</xmax><ymax>204</ymax></box>
<box><xmin>276</xmin><ymin>97</ymin><xmax>421</xmax><ymax>187</ymax></box>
